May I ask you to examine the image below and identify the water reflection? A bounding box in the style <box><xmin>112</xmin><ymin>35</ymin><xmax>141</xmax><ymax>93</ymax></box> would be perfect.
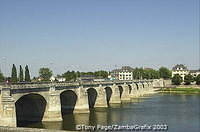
<box><xmin>23</xmin><ymin>94</ymin><xmax>200</xmax><ymax>132</ymax></box>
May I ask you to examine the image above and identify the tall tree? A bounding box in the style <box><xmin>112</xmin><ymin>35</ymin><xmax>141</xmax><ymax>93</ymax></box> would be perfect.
<box><xmin>172</xmin><ymin>74</ymin><xmax>182</xmax><ymax>85</ymax></box>
<box><xmin>25</xmin><ymin>65</ymin><xmax>31</xmax><ymax>82</ymax></box>
<box><xmin>0</xmin><ymin>70</ymin><xmax>4</xmax><ymax>82</ymax></box>
<box><xmin>19</xmin><ymin>65</ymin><xmax>24</xmax><ymax>82</ymax></box>
<box><xmin>159</xmin><ymin>67</ymin><xmax>171</xmax><ymax>79</ymax></box>
<box><xmin>11</xmin><ymin>64</ymin><xmax>17</xmax><ymax>82</ymax></box>
<box><xmin>39</xmin><ymin>67</ymin><xmax>52</xmax><ymax>81</ymax></box>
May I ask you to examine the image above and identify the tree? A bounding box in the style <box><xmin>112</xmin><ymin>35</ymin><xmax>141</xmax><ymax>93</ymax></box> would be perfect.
<box><xmin>25</xmin><ymin>65</ymin><xmax>31</xmax><ymax>82</ymax></box>
<box><xmin>0</xmin><ymin>70</ymin><xmax>4</xmax><ymax>82</ymax></box>
<box><xmin>133</xmin><ymin>68</ymin><xmax>144</xmax><ymax>79</ymax></box>
<box><xmin>159</xmin><ymin>67</ymin><xmax>171</xmax><ymax>79</ymax></box>
<box><xmin>39</xmin><ymin>68</ymin><xmax>52</xmax><ymax>81</ymax></box>
<box><xmin>196</xmin><ymin>75</ymin><xmax>200</xmax><ymax>85</ymax></box>
<box><xmin>11</xmin><ymin>64</ymin><xmax>17</xmax><ymax>82</ymax></box>
<box><xmin>184</xmin><ymin>74</ymin><xmax>193</xmax><ymax>85</ymax></box>
<box><xmin>62</xmin><ymin>71</ymin><xmax>76</xmax><ymax>81</ymax></box>
<box><xmin>94</xmin><ymin>71</ymin><xmax>108</xmax><ymax>78</ymax></box>
<box><xmin>19</xmin><ymin>65</ymin><xmax>24</xmax><ymax>82</ymax></box>
<box><xmin>172</xmin><ymin>74</ymin><xmax>182</xmax><ymax>85</ymax></box>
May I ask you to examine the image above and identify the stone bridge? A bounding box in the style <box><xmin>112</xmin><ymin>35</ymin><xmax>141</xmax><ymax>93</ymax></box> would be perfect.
<box><xmin>0</xmin><ymin>80</ymin><xmax>160</xmax><ymax>127</ymax></box>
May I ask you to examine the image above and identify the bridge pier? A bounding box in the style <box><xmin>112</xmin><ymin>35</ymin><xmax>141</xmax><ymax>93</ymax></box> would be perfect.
<box><xmin>109</xmin><ymin>84</ymin><xmax>121</xmax><ymax>106</ymax></box>
<box><xmin>94</xmin><ymin>85</ymin><xmax>108</xmax><ymax>108</ymax></box>
<box><xmin>137</xmin><ymin>82</ymin><xmax>144</xmax><ymax>96</ymax></box>
<box><xmin>43</xmin><ymin>86</ymin><xmax>62</xmax><ymax>121</ymax></box>
<box><xmin>74</xmin><ymin>86</ymin><xmax>89</xmax><ymax>113</ymax></box>
<box><xmin>0</xmin><ymin>87</ymin><xmax>16</xmax><ymax>127</ymax></box>
<box><xmin>121</xmin><ymin>83</ymin><xmax>131</xmax><ymax>102</ymax></box>
<box><xmin>129</xmin><ymin>83</ymin><xmax>138</xmax><ymax>98</ymax></box>
<box><xmin>142</xmin><ymin>82</ymin><xmax>149</xmax><ymax>95</ymax></box>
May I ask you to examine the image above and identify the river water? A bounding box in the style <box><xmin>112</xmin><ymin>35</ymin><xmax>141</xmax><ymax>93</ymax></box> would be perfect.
<box><xmin>22</xmin><ymin>93</ymin><xmax>200</xmax><ymax>132</ymax></box>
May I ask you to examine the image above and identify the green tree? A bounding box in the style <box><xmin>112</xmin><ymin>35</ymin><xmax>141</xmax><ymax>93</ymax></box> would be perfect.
<box><xmin>196</xmin><ymin>75</ymin><xmax>200</xmax><ymax>85</ymax></box>
<box><xmin>159</xmin><ymin>67</ymin><xmax>171</xmax><ymax>79</ymax></box>
<box><xmin>94</xmin><ymin>71</ymin><xmax>108</xmax><ymax>78</ymax></box>
<box><xmin>172</xmin><ymin>74</ymin><xmax>182</xmax><ymax>85</ymax></box>
<box><xmin>19</xmin><ymin>65</ymin><xmax>24</xmax><ymax>82</ymax></box>
<box><xmin>133</xmin><ymin>68</ymin><xmax>144</xmax><ymax>79</ymax></box>
<box><xmin>184</xmin><ymin>74</ymin><xmax>193</xmax><ymax>85</ymax></box>
<box><xmin>62</xmin><ymin>71</ymin><xmax>77</xmax><ymax>81</ymax></box>
<box><xmin>11</xmin><ymin>64</ymin><xmax>17</xmax><ymax>82</ymax></box>
<box><xmin>39</xmin><ymin>67</ymin><xmax>52</xmax><ymax>81</ymax></box>
<box><xmin>25</xmin><ymin>65</ymin><xmax>31</xmax><ymax>82</ymax></box>
<box><xmin>0</xmin><ymin>70</ymin><xmax>4</xmax><ymax>82</ymax></box>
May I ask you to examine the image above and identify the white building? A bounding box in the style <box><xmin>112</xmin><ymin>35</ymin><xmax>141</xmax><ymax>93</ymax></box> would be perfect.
<box><xmin>172</xmin><ymin>64</ymin><xmax>200</xmax><ymax>80</ymax></box>
<box><xmin>110</xmin><ymin>66</ymin><xmax>133</xmax><ymax>80</ymax></box>
<box><xmin>56</xmin><ymin>77</ymin><xmax>66</xmax><ymax>82</ymax></box>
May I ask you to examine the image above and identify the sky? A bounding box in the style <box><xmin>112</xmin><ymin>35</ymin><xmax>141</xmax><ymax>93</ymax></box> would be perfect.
<box><xmin>0</xmin><ymin>0</ymin><xmax>199</xmax><ymax>77</ymax></box>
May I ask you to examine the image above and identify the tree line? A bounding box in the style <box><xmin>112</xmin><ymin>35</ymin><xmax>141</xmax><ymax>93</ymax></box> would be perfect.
<box><xmin>132</xmin><ymin>67</ymin><xmax>171</xmax><ymax>79</ymax></box>
<box><xmin>37</xmin><ymin>68</ymin><xmax>108</xmax><ymax>82</ymax></box>
<box><xmin>1</xmin><ymin>65</ymin><xmax>200</xmax><ymax>85</ymax></box>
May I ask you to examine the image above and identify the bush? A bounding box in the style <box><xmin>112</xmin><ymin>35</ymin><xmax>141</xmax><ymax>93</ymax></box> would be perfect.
<box><xmin>196</xmin><ymin>75</ymin><xmax>200</xmax><ymax>85</ymax></box>
<box><xmin>184</xmin><ymin>74</ymin><xmax>193</xmax><ymax>85</ymax></box>
<box><xmin>172</xmin><ymin>74</ymin><xmax>182</xmax><ymax>85</ymax></box>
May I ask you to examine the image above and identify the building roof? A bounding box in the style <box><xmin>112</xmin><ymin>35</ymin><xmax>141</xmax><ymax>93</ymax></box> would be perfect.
<box><xmin>111</xmin><ymin>66</ymin><xmax>133</xmax><ymax>73</ymax></box>
<box><xmin>172</xmin><ymin>64</ymin><xmax>188</xmax><ymax>71</ymax></box>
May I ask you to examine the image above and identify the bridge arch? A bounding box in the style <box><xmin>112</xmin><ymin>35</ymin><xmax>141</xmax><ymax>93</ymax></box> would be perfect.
<box><xmin>135</xmin><ymin>83</ymin><xmax>139</xmax><ymax>90</ymax></box>
<box><xmin>128</xmin><ymin>85</ymin><xmax>132</xmax><ymax>94</ymax></box>
<box><xmin>87</xmin><ymin>88</ymin><xmax>98</xmax><ymax>108</ymax></box>
<box><xmin>118</xmin><ymin>86</ymin><xmax>123</xmax><ymax>98</ymax></box>
<box><xmin>15</xmin><ymin>93</ymin><xmax>47</xmax><ymax>126</ymax></box>
<box><xmin>105</xmin><ymin>87</ymin><xmax>112</xmax><ymax>106</ymax></box>
<box><xmin>60</xmin><ymin>90</ymin><xmax>77</xmax><ymax>116</ymax></box>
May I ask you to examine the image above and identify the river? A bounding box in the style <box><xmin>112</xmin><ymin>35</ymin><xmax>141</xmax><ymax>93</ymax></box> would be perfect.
<box><xmin>20</xmin><ymin>93</ymin><xmax>200</xmax><ymax>132</ymax></box>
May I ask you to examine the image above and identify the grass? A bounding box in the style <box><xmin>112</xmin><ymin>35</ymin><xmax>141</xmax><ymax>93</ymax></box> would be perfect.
<box><xmin>160</xmin><ymin>88</ymin><xmax>200</xmax><ymax>94</ymax></box>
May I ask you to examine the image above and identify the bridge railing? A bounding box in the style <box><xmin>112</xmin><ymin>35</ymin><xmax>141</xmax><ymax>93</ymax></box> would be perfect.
<box><xmin>0</xmin><ymin>80</ymin><xmax>153</xmax><ymax>90</ymax></box>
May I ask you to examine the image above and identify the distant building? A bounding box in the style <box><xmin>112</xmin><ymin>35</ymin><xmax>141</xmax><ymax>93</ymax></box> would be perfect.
<box><xmin>172</xmin><ymin>64</ymin><xmax>200</xmax><ymax>80</ymax></box>
<box><xmin>110</xmin><ymin>66</ymin><xmax>133</xmax><ymax>80</ymax></box>
<box><xmin>190</xmin><ymin>70</ymin><xmax>200</xmax><ymax>77</ymax></box>
<box><xmin>50</xmin><ymin>76</ymin><xmax>56</xmax><ymax>82</ymax></box>
<box><xmin>56</xmin><ymin>77</ymin><xmax>66</xmax><ymax>82</ymax></box>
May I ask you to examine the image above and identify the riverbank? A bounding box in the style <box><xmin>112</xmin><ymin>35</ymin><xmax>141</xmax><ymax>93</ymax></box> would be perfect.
<box><xmin>159</xmin><ymin>87</ymin><xmax>200</xmax><ymax>94</ymax></box>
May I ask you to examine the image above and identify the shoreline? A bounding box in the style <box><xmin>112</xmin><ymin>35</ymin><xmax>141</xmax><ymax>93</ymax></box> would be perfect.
<box><xmin>158</xmin><ymin>87</ymin><xmax>200</xmax><ymax>94</ymax></box>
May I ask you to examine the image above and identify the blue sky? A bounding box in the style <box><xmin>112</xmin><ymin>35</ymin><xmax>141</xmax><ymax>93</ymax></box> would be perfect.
<box><xmin>0</xmin><ymin>0</ymin><xmax>199</xmax><ymax>77</ymax></box>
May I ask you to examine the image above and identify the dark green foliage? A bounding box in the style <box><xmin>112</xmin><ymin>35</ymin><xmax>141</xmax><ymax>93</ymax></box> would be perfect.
<box><xmin>0</xmin><ymin>70</ymin><xmax>4</xmax><ymax>82</ymax></box>
<box><xmin>143</xmin><ymin>69</ymin><xmax>160</xmax><ymax>79</ymax></box>
<box><xmin>184</xmin><ymin>74</ymin><xmax>193</xmax><ymax>85</ymax></box>
<box><xmin>11</xmin><ymin>64</ymin><xmax>17</xmax><ymax>82</ymax></box>
<box><xmin>62</xmin><ymin>71</ymin><xmax>77</xmax><ymax>81</ymax></box>
<box><xmin>25</xmin><ymin>65</ymin><xmax>31</xmax><ymax>82</ymax></box>
<box><xmin>61</xmin><ymin>70</ymin><xmax>108</xmax><ymax>81</ymax></box>
<box><xmin>132</xmin><ymin>68</ymin><xmax>144</xmax><ymax>79</ymax></box>
<box><xmin>172</xmin><ymin>74</ymin><xmax>182</xmax><ymax>85</ymax></box>
<box><xmin>19</xmin><ymin>65</ymin><xmax>24</xmax><ymax>82</ymax></box>
<box><xmin>196</xmin><ymin>75</ymin><xmax>200</xmax><ymax>85</ymax></box>
<box><xmin>39</xmin><ymin>67</ymin><xmax>52</xmax><ymax>81</ymax></box>
<box><xmin>94</xmin><ymin>71</ymin><xmax>108</xmax><ymax>78</ymax></box>
<box><xmin>132</xmin><ymin>68</ymin><xmax>159</xmax><ymax>79</ymax></box>
<box><xmin>159</xmin><ymin>67</ymin><xmax>171</xmax><ymax>79</ymax></box>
